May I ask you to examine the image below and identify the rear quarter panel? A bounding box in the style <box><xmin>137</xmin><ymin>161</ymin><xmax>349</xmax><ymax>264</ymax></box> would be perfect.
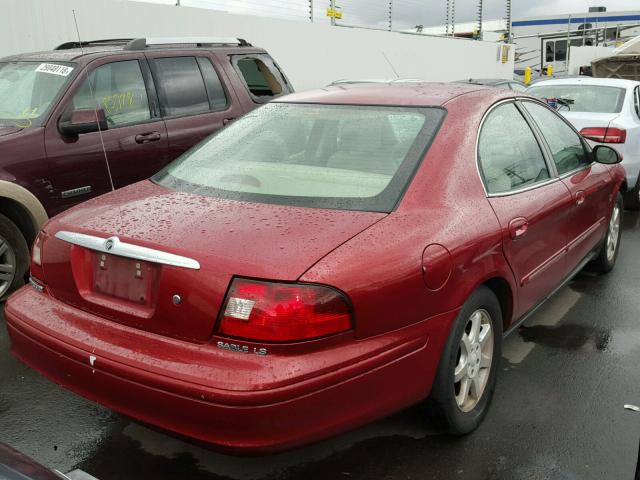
<box><xmin>300</xmin><ymin>90</ymin><xmax>519</xmax><ymax>339</ymax></box>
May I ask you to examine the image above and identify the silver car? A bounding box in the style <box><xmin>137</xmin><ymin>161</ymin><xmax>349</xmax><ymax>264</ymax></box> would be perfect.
<box><xmin>527</xmin><ymin>77</ymin><xmax>640</xmax><ymax>209</ymax></box>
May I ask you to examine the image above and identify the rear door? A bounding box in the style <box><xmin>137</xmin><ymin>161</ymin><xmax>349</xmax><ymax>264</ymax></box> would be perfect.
<box><xmin>478</xmin><ymin>101</ymin><xmax>573</xmax><ymax>317</ymax></box>
<box><xmin>145</xmin><ymin>52</ymin><xmax>245</xmax><ymax>159</ymax></box>
<box><xmin>45</xmin><ymin>54</ymin><xmax>169</xmax><ymax>214</ymax></box>
<box><xmin>521</xmin><ymin>100</ymin><xmax>613</xmax><ymax>270</ymax></box>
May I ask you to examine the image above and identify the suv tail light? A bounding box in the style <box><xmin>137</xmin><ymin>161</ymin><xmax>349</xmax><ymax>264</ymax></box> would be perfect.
<box><xmin>218</xmin><ymin>278</ymin><xmax>352</xmax><ymax>342</ymax></box>
<box><xmin>30</xmin><ymin>231</ymin><xmax>46</xmax><ymax>283</ymax></box>
<box><xmin>580</xmin><ymin>127</ymin><xmax>627</xmax><ymax>144</ymax></box>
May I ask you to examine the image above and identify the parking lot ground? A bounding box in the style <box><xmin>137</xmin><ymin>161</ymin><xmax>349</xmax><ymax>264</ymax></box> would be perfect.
<box><xmin>2</xmin><ymin>214</ymin><xmax>640</xmax><ymax>480</ymax></box>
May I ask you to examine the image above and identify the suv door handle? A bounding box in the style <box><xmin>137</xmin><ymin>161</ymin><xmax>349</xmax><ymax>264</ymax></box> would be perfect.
<box><xmin>135</xmin><ymin>132</ymin><xmax>161</xmax><ymax>144</ymax></box>
<box><xmin>508</xmin><ymin>217</ymin><xmax>529</xmax><ymax>239</ymax></box>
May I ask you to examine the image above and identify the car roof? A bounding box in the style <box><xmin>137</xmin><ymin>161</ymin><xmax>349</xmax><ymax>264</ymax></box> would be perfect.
<box><xmin>277</xmin><ymin>82</ymin><xmax>513</xmax><ymax>107</ymax></box>
<box><xmin>530</xmin><ymin>77</ymin><xmax>640</xmax><ymax>88</ymax></box>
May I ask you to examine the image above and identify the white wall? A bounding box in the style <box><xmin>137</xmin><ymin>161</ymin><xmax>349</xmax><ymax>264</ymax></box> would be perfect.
<box><xmin>2</xmin><ymin>0</ymin><xmax>513</xmax><ymax>90</ymax></box>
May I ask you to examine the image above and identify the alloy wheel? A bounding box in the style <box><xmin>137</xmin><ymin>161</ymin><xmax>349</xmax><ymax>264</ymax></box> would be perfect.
<box><xmin>606</xmin><ymin>203</ymin><xmax>621</xmax><ymax>263</ymax></box>
<box><xmin>0</xmin><ymin>235</ymin><xmax>16</xmax><ymax>298</ymax></box>
<box><xmin>454</xmin><ymin>309</ymin><xmax>494</xmax><ymax>412</ymax></box>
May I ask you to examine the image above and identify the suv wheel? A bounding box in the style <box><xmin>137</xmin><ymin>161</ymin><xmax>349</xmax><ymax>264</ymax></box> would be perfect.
<box><xmin>0</xmin><ymin>213</ymin><xmax>29</xmax><ymax>299</ymax></box>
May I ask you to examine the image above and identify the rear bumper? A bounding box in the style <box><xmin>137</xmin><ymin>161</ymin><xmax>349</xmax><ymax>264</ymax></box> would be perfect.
<box><xmin>5</xmin><ymin>286</ymin><xmax>457</xmax><ymax>454</ymax></box>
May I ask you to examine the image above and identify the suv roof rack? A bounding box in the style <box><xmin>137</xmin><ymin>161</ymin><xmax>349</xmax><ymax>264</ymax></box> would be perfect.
<box><xmin>55</xmin><ymin>37</ymin><xmax>251</xmax><ymax>51</ymax></box>
<box><xmin>55</xmin><ymin>39</ymin><xmax>135</xmax><ymax>50</ymax></box>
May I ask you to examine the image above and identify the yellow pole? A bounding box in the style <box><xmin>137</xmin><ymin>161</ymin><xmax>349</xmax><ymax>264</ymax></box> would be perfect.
<box><xmin>524</xmin><ymin>66</ymin><xmax>532</xmax><ymax>85</ymax></box>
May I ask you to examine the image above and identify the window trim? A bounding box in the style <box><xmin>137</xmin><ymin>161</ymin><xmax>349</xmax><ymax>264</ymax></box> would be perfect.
<box><xmin>517</xmin><ymin>98</ymin><xmax>593</xmax><ymax>179</ymax></box>
<box><xmin>634</xmin><ymin>86</ymin><xmax>640</xmax><ymax>120</ymax></box>
<box><xmin>475</xmin><ymin>98</ymin><xmax>559</xmax><ymax>198</ymax></box>
<box><xmin>65</xmin><ymin>59</ymin><xmax>155</xmax><ymax>130</ymax></box>
<box><xmin>147</xmin><ymin>54</ymin><xmax>232</xmax><ymax>120</ymax></box>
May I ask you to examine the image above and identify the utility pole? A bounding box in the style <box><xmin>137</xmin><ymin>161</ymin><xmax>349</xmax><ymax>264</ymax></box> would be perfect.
<box><xmin>330</xmin><ymin>0</ymin><xmax>336</xmax><ymax>26</ymax></box>
<box><xmin>477</xmin><ymin>0</ymin><xmax>483</xmax><ymax>40</ymax></box>
<box><xmin>505</xmin><ymin>0</ymin><xmax>512</xmax><ymax>43</ymax></box>
<box><xmin>445</xmin><ymin>0</ymin><xmax>450</xmax><ymax>36</ymax></box>
<box><xmin>451</xmin><ymin>0</ymin><xmax>456</xmax><ymax>36</ymax></box>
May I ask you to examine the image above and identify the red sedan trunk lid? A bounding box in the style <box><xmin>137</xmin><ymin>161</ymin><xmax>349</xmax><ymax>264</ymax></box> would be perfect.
<box><xmin>40</xmin><ymin>181</ymin><xmax>384</xmax><ymax>342</ymax></box>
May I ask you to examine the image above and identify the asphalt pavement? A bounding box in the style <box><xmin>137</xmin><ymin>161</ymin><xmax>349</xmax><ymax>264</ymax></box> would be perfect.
<box><xmin>1</xmin><ymin>214</ymin><xmax>640</xmax><ymax>480</ymax></box>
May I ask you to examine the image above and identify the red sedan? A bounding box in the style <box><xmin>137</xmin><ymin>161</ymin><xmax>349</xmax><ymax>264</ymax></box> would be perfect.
<box><xmin>5</xmin><ymin>83</ymin><xmax>625</xmax><ymax>453</ymax></box>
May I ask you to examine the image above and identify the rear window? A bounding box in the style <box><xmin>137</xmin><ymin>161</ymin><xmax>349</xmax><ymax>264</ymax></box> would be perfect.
<box><xmin>527</xmin><ymin>84</ymin><xmax>626</xmax><ymax>113</ymax></box>
<box><xmin>233</xmin><ymin>55</ymin><xmax>290</xmax><ymax>102</ymax></box>
<box><xmin>153</xmin><ymin>103</ymin><xmax>445</xmax><ymax>212</ymax></box>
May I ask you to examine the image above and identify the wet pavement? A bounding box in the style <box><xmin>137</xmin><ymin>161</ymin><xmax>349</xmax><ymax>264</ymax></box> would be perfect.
<box><xmin>2</xmin><ymin>215</ymin><xmax>640</xmax><ymax>480</ymax></box>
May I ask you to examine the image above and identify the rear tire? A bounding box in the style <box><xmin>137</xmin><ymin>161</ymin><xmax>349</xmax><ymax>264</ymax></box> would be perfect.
<box><xmin>623</xmin><ymin>182</ymin><xmax>640</xmax><ymax>211</ymax></box>
<box><xmin>0</xmin><ymin>213</ymin><xmax>29</xmax><ymax>300</ymax></box>
<box><xmin>592</xmin><ymin>193</ymin><xmax>623</xmax><ymax>274</ymax></box>
<box><xmin>425</xmin><ymin>286</ymin><xmax>502</xmax><ymax>435</ymax></box>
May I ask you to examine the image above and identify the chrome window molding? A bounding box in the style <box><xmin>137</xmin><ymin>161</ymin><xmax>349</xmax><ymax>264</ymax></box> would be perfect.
<box><xmin>486</xmin><ymin>177</ymin><xmax>559</xmax><ymax>198</ymax></box>
<box><xmin>55</xmin><ymin>231</ymin><xmax>200</xmax><ymax>270</ymax></box>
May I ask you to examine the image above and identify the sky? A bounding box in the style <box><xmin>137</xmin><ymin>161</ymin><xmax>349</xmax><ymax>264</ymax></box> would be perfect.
<box><xmin>137</xmin><ymin>0</ymin><xmax>639</xmax><ymax>28</ymax></box>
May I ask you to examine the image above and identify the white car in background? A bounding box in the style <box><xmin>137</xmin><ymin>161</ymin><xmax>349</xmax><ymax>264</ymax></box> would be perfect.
<box><xmin>527</xmin><ymin>77</ymin><xmax>640</xmax><ymax>209</ymax></box>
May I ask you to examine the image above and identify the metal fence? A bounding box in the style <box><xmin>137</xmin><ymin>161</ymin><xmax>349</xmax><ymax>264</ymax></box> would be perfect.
<box><xmin>141</xmin><ymin>0</ymin><xmax>511</xmax><ymax>38</ymax></box>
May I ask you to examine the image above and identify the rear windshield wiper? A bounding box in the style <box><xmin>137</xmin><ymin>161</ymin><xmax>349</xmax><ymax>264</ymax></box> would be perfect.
<box><xmin>544</xmin><ymin>97</ymin><xmax>575</xmax><ymax>111</ymax></box>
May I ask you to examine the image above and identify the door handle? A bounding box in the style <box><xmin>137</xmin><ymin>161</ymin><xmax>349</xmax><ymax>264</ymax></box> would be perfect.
<box><xmin>575</xmin><ymin>190</ymin><xmax>586</xmax><ymax>206</ymax></box>
<box><xmin>508</xmin><ymin>217</ymin><xmax>529</xmax><ymax>239</ymax></box>
<box><xmin>223</xmin><ymin>117</ymin><xmax>236</xmax><ymax>126</ymax></box>
<box><xmin>135</xmin><ymin>132</ymin><xmax>161</xmax><ymax>144</ymax></box>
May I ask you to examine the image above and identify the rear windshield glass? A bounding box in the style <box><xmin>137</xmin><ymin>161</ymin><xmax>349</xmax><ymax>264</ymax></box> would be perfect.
<box><xmin>527</xmin><ymin>84</ymin><xmax>626</xmax><ymax>113</ymax></box>
<box><xmin>153</xmin><ymin>103</ymin><xmax>445</xmax><ymax>212</ymax></box>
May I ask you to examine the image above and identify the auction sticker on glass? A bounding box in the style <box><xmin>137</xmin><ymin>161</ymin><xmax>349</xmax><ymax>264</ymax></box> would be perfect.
<box><xmin>35</xmin><ymin>63</ymin><xmax>74</xmax><ymax>76</ymax></box>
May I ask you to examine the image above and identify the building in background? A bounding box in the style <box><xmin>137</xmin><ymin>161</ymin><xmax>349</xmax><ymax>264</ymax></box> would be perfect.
<box><xmin>414</xmin><ymin>8</ymin><xmax>640</xmax><ymax>76</ymax></box>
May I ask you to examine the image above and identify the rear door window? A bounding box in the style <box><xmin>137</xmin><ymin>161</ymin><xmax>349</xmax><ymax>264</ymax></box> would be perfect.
<box><xmin>478</xmin><ymin>102</ymin><xmax>550</xmax><ymax>194</ymax></box>
<box><xmin>70</xmin><ymin>60</ymin><xmax>151</xmax><ymax>127</ymax></box>
<box><xmin>151</xmin><ymin>56</ymin><xmax>228</xmax><ymax>117</ymax></box>
<box><xmin>233</xmin><ymin>55</ymin><xmax>290</xmax><ymax>102</ymax></box>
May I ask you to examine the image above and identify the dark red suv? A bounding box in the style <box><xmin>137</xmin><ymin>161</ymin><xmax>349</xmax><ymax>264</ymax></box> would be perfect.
<box><xmin>0</xmin><ymin>36</ymin><xmax>292</xmax><ymax>297</ymax></box>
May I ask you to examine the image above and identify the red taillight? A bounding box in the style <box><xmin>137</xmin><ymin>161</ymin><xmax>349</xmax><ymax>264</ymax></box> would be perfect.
<box><xmin>580</xmin><ymin>127</ymin><xmax>627</xmax><ymax>144</ymax></box>
<box><xmin>218</xmin><ymin>278</ymin><xmax>352</xmax><ymax>342</ymax></box>
<box><xmin>30</xmin><ymin>231</ymin><xmax>46</xmax><ymax>283</ymax></box>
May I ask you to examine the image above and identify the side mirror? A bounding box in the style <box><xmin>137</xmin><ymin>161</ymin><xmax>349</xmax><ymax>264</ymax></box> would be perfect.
<box><xmin>59</xmin><ymin>108</ymin><xmax>108</xmax><ymax>136</ymax></box>
<box><xmin>593</xmin><ymin>145</ymin><xmax>622</xmax><ymax>165</ymax></box>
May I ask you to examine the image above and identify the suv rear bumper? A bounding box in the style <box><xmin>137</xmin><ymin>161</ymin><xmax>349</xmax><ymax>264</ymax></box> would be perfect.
<box><xmin>5</xmin><ymin>286</ymin><xmax>456</xmax><ymax>454</ymax></box>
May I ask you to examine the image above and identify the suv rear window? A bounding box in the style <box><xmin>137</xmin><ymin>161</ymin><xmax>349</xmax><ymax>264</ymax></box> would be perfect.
<box><xmin>152</xmin><ymin>56</ymin><xmax>227</xmax><ymax>117</ymax></box>
<box><xmin>153</xmin><ymin>103</ymin><xmax>445</xmax><ymax>213</ymax></box>
<box><xmin>527</xmin><ymin>84</ymin><xmax>626</xmax><ymax>113</ymax></box>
